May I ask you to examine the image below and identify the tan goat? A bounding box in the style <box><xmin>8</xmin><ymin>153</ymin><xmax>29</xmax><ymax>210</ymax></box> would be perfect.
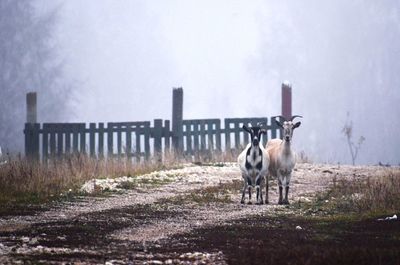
<box><xmin>266</xmin><ymin>116</ymin><xmax>302</xmax><ymax>204</ymax></box>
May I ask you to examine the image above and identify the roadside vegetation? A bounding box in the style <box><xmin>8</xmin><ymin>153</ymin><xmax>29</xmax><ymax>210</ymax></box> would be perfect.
<box><xmin>0</xmin><ymin>154</ymin><xmax>170</xmax><ymax>205</ymax></box>
<box><xmin>303</xmin><ymin>169</ymin><xmax>400</xmax><ymax>218</ymax></box>
<box><xmin>0</xmin><ymin>150</ymin><xmax>238</xmax><ymax>206</ymax></box>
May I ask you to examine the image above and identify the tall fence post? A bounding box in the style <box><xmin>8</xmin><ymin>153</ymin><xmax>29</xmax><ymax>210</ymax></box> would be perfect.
<box><xmin>25</xmin><ymin>92</ymin><xmax>39</xmax><ymax>160</ymax></box>
<box><xmin>282</xmin><ymin>81</ymin><xmax>292</xmax><ymax>120</ymax></box>
<box><xmin>172</xmin><ymin>87</ymin><xmax>183</xmax><ymax>154</ymax></box>
<box><xmin>27</xmin><ymin>92</ymin><xmax>37</xmax><ymax>123</ymax></box>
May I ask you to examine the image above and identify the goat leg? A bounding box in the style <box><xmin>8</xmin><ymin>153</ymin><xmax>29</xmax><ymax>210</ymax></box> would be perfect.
<box><xmin>241</xmin><ymin>179</ymin><xmax>247</xmax><ymax>204</ymax></box>
<box><xmin>248</xmin><ymin>186</ymin><xmax>252</xmax><ymax>204</ymax></box>
<box><xmin>278</xmin><ymin>186</ymin><xmax>283</xmax><ymax>205</ymax></box>
<box><xmin>255</xmin><ymin>175</ymin><xmax>264</xmax><ymax>205</ymax></box>
<box><xmin>265</xmin><ymin>175</ymin><xmax>269</xmax><ymax>204</ymax></box>
<box><xmin>283</xmin><ymin>186</ymin><xmax>290</xmax><ymax>205</ymax></box>
<box><xmin>258</xmin><ymin>185</ymin><xmax>264</xmax><ymax>205</ymax></box>
<box><xmin>278</xmin><ymin>177</ymin><xmax>283</xmax><ymax>204</ymax></box>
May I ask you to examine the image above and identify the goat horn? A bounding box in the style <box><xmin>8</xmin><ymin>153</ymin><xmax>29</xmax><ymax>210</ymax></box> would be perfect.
<box><xmin>257</xmin><ymin>121</ymin><xmax>266</xmax><ymax>127</ymax></box>
<box><xmin>290</xmin><ymin>115</ymin><xmax>303</xmax><ymax>121</ymax></box>
<box><xmin>274</xmin><ymin>116</ymin><xmax>287</xmax><ymax>122</ymax></box>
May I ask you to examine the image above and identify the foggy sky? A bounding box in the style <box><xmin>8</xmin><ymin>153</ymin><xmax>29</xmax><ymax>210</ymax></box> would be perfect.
<box><xmin>36</xmin><ymin>0</ymin><xmax>400</xmax><ymax>165</ymax></box>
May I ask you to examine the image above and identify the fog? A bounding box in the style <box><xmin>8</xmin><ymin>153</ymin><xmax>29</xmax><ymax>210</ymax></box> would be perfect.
<box><xmin>36</xmin><ymin>0</ymin><xmax>400</xmax><ymax>165</ymax></box>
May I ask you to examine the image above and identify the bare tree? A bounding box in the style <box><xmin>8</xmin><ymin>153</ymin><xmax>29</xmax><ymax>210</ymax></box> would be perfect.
<box><xmin>0</xmin><ymin>0</ymin><xmax>73</xmax><ymax>153</ymax></box>
<box><xmin>342</xmin><ymin>112</ymin><xmax>365</xmax><ymax>165</ymax></box>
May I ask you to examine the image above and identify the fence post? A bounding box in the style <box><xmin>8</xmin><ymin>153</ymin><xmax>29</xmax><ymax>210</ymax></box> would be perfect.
<box><xmin>172</xmin><ymin>87</ymin><xmax>183</xmax><ymax>154</ymax></box>
<box><xmin>282</xmin><ymin>81</ymin><xmax>292</xmax><ymax>120</ymax></box>
<box><xmin>25</xmin><ymin>92</ymin><xmax>39</xmax><ymax>160</ymax></box>
<box><xmin>27</xmin><ymin>92</ymin><xmax>37</xmax><ymax>123</ymax></box>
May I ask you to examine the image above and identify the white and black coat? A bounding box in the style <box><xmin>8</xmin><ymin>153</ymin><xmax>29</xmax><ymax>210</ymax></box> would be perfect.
<box><xmin>237</xmin><ymin>125</ymin><xmax>270</xmax><ymax>204</ymax></box>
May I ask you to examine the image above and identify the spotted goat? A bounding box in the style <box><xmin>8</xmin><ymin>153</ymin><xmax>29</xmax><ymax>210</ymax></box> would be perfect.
<box><xmin>237</xmin><ymin>124</ymin><xmax>270</xmax><ymax>204</ymax></box>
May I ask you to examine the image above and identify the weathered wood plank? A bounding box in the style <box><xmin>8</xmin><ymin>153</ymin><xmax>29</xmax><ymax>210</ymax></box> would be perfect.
<box><xmin>224</xmin><ymin>119</ymin><xmax>231</xmax><ymax>151</ymax></box>
<box><xmin>186</xmin><ymin>123</ymin><xmax>192</xmax><ymax>154</ymax></box>
<box><xmin>26</xmin><ymin>92</ymin><xmax>37</xmax><ymax>124</ymax></box>
<box><xmin>135</xmin><ymin>127</ymin><xmax>141</xmax><ymax>162</ymax></box>
<box><xmin>117</xmin><ymin>125</ymin><xmax>122</xmax><ymax>156</ymax></box>
<box><xmin>49</xmin><ymin>125</ymin><xmax>56</xmax><ymax>157</ymax></box>
<box><xmin>107</xmin><ymin>123</ymin><xmax>114</xmax><ymax>156</ymax></box>
<box><xmin>172</xmin><ymin>88</ymin><xmax>183</xmax><ymax>152</ymax></box>
<box><xmin>72</xmin><ymin>125</ymin><xmax>79</xmax><ymax>153</ymax></box>
<box><xmin>144</xmin><ymin>124</ymin><xmax>150</xmax><ymax>159</ymax></box>
<box><xmin>89</xmin><ymin>123</ymin><xmax>96</xmax><ymax>157</ymax></box>
<box><xmin>215</xmin><ymin>120</ymin><xmax>221</xmax><ymax>151</ymax></box>
<box><xmin>80</xmin><ymin>124</ymin><xmax>86</xmax><ymax>154</ymax></box>
<box><xmin>126</xmin><ymin>125</ymin><xmax>132</xmax><ymax>158</ymax></box>
<box><xmin>153</xmin><ymin>119</ymin><xmax>163</xmax><ymax>160</ymax></box>
<box><xmin>207</xmin><ymin>121</ymin><xmax>214</xmax><ymax>150</ymax></box>
<box><xmin>200</xmin><ymin>120</ymin><xmax>206</xmax><ymax>151</ymax></box>
<box><xmin>164</xmin><ymin>120</ymin><xmax>171</xmax><ymax>151</ymax></box>
<box><xmin>193</xmin><ymin>122</ymin><xmax>200</xmax><ymax>152</ymax></box>
<box><xmin>65</xmin><ymin>127</ymin><xmax>71</xmax><ymax>154</ymax></box>
<box><xmin>24</xmin><ymin>123</ymin><xmax>40</xmax><ymax>160</ymax></box>
<box><xmin>243</xmin><ymin>121</ymin><xmax>250</xmax><ymax>146</ymax></box>
<box><xmin>42</xmin><ymin>124</ymin><xmax>49</xmax><ymax>162</ymax></box>
<box><xmin>234</xmin><ymin>122</ymin><xmax>240</xmax><ymax>149</ymax></box>
<box><xmin>57</xmin><ymin>125</ymin><xmax>63</xmax><ymax>156</ymax></box>
<box><xmin>98</xmin><ymin>123</ymin><xmax>104</xmax><ymax>158</ymax></box>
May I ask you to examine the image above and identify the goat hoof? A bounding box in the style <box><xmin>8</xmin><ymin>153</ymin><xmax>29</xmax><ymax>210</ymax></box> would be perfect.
<box><xmin>265</xmin><ymin>200</ymin><xmax>269</xmax><ymax>204</ymax></box>
<box><xmin>247</xmin><ymin>201</ymin><xmax>252</xmax><ymax>205</ymax></box>
<box><xmin>259</xmin><ymin>201</ymin><xmax>264</xmax><ymax>205</ymax></box>
<box><xmin>240</xmin><ymin>200</ymin><xmax>245</xmax><ymax>204</ymax></box>
<box><xmin>282</xmin><ymin>200</ymin><xmax>290</xmax><ymax>205</ymax></box>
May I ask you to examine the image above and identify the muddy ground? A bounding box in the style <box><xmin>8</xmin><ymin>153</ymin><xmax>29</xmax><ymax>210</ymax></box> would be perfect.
<box><xmin>0</xmin><ymin>163</ymin><xmax>399</xmax><ymax>264</ymax></box>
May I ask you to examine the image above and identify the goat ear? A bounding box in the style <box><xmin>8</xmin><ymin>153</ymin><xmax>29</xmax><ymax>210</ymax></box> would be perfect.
<box><xmin>275</xmin><ymin>120</ymin><xmax>283</xmax><ymax>128</ymax></box>
<box><xmin>260</xmin><ymin>129</ymin><xmax>267</xmax><ymax>135</ymax></box>
<box><xmin>242</xmin><ymin>125</ymin><xmax>252</xmax><ymax>133</ymax></box>
<box><xmin>293</xmin><ymin>121</ymin><xmax>301</xmax><ymax>129</ymax></box>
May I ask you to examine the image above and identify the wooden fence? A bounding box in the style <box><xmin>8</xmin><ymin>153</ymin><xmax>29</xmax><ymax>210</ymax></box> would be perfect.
<box><xmin>24</xmin><ymin>85</ymin><xmax>292</xmax><ymax>161</ymax></box>
<box><xmin>24</xmin><ymin>117</ymin><xmax>282</xmax><ymax>162</ymax></box>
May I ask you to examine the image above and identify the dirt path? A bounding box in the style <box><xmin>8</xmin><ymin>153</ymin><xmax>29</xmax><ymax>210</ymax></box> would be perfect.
<box><xmin>0</xmin><ymin>163</ymin><xmax>395</xmax><ymax>264</ymax></box>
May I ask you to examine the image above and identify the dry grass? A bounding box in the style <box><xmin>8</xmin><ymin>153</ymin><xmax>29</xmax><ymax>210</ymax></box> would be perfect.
<box><xmin>317</xmin><ymin>169</ymin><xmax>400</xmax><ymax>215</ymax></box>
<box><xmin>0</xmin><ymin>150</ymin><xmax>237</xmax><ymax>205</ymax></box>
<box><xmin>0</xmin><ymin>154</ymin><xmax>171</xmax><ymax>204</ymax></box>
